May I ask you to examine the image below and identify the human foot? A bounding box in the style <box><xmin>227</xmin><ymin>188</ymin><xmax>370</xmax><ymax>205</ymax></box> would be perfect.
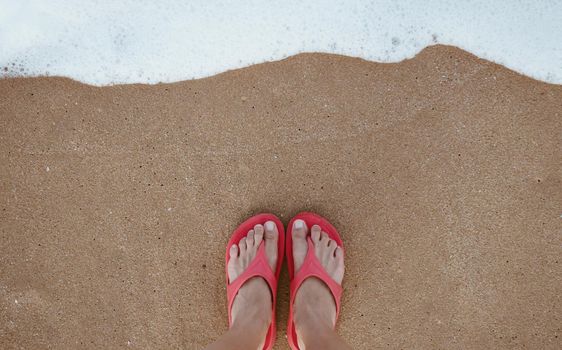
<box><xmin>227</xmin><ymin>221</ymin><xmax>279</xmax><ymax>347</ymax></box>
<box><xmin>291</xmin><ymin>219</ymin><xmax>345</xmax><ymax>347</ymax></box>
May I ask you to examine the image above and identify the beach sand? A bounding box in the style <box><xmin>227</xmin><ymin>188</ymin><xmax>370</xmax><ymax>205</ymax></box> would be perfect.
<box><xmin>1</xmin><ymin>45</ymin><xmax>561</xmax><ymax>349</ymax></box>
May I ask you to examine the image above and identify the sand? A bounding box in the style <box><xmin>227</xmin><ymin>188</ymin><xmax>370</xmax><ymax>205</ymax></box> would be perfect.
<box><xmin>0</xmin><ymin>45</ymin><xmax>561</xmax><ymax>349</ymax></box>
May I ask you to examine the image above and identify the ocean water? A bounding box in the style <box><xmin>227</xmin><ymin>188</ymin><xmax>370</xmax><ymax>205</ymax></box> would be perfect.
<box><xmin>0</xmin><ymin>0</ymin><xmax>561</xmax><ymax>86</ymax></box>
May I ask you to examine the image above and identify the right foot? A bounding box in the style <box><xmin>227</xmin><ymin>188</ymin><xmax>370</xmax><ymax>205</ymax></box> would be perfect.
<box><xmin>291</xmin><ymin>219</ymin><xmax>345</xmax><ymax>348</ymax></box>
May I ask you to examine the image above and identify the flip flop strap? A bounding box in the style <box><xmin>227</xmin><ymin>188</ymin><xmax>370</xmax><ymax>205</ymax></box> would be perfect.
<box><xmin>290</xmin><ymin>238</ymin><xmax>343</xmax><ymax>320</ymax></box>
<box><xmin>226</xmin><ymin>243</ymin><xmax>277</xmax><ymax>326</ymax></box>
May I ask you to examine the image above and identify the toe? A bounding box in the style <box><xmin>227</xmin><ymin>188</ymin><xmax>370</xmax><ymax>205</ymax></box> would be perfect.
<box><xmin>227</xmin><ymin>245</ymin><xmax>240</xmax><ymax>283</ymax></box>
<box><xmin>335</xmin><ymin>246</ymin><xmax>344</xmax><ymax>261</ymax></box>
<box><xmin>311</xmin><ymin>225</ymin><xmax>321</xmax><ymax>243</ymax></box>
<box><xmin>320</xmin><ymin>231</ymin><xmax>330</xmax><ymax>245</ymax></box>
<box><xmin>264</xmin><ymin>221</ymin><xmax>277</xmax><ymax>241</ymax></box>
<box><xmin>264</xmin><ymin>221</ymin><xmax>278</xmax><ymax>271</ymax></box>
<box><xmin>254</xmin><ymin>224</ymin><xmax>264</xmax><ymax>247</ymax></box>
<box><xmin>328</xmin><ymin>239</ymin><xmax>337</xmax><ymax>255</ymax></box>
<box><xmin>334</xmin><ymin>247</ymin><xmax>345</xmax><ymax>284</ymax></box>
<box><xmin>293</xmin><ymin>219</ymin><xmax>308</xmax><ymax>240</ymax></box>
<box><xmin>239</xmin><ymin>237</ymin><xmax>247</xmax><ymax>254</ymax></box>
<box><xmin>292</xmin><ymin>219</ymin><xmax>309</xmax><ymax>273</ymax></box>
<box><xmin>229</xmin><ymin>244</ymin><xmax>239</xmax><ymax>258</ymax></box>
<box><xmin>247</xmin><ymin>229</ymin><xmax>255</xmax><ymax>248</ymax></box>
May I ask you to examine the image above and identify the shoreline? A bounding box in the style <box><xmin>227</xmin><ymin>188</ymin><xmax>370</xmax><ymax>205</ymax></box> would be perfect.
<box><xmin>2</xmin><ymin>45</ymin><xmax>562</xmax><ymax>87</ymax></box>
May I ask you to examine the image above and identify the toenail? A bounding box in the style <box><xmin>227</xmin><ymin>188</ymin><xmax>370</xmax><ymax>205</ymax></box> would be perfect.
<box><xmin>265</xmin><ymin>221</ymin><xmax>275</xmax><ymax>231</ymax></box>
<box><xmin>294</xmin><ymin>219</ymin><xmax>304</xmax><ymax>229</ymax></box>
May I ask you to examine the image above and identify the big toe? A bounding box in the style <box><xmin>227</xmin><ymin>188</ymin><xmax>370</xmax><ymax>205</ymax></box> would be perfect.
<box><xmin>264</xmin><ymin>221</ymin><xmax>278</xmax><ymax>272</ymax></box>
<box><xmin>292</xmin><ymin>219</ymin><xmax>309</xmax><ymax>272</ymax></box>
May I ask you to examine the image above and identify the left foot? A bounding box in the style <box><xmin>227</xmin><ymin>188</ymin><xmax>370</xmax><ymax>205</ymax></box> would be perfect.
<box><xmin>227</xmin><ymin>221</ymin><xmax>279</xmax><ymax>349</ymax></box>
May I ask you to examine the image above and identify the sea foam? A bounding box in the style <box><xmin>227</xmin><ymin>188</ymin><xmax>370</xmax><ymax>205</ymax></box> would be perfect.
<box><xmin>1</xmin><ymin>0</ymin><xmax>561</xmax><ymax>85</ymax></box>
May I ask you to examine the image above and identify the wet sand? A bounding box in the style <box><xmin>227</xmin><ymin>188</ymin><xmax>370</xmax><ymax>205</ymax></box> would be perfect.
<box><xmin>1</xmin><ymin>45</ymin><xmax>561</xmax><ymax>349</ymax></box>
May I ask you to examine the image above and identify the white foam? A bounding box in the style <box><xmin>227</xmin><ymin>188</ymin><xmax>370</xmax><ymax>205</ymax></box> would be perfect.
<box><xmin>1</xmin><ymin>0</ymin><xmax>561</xmax><ymax>85</ymax></box>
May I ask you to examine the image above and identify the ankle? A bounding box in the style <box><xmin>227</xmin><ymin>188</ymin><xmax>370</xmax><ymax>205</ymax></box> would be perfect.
<box><xmin>294</xmin><ymin>279</ymin><xmax>336</xmax><ymax>325</ymax></box>
<box><xmin>228</xmin><ymin>312</ymin><xmax>270</xmax><ymax>350</ymax></box>
<box><xmin>295</xmin><ymin>313</ymin><xmax>334</xmax><ymax>349</ymax></box>
<box><xmin>231</xmin><ymin>306</ymin><xmax>271</xmax><ymax>332</ymax></box>
<box><xmin>230</xmin><ymin>278</ymin><xmax>272</xmax><ymax>333</ymax></box>
<box><xmin>225</xmin><ymin>321</ymin><xmax>268</xmax><ymax>350</ymax></box>
<box><xmin>295</xmin><ymin>305</ymin><xmax>334</xmax><ymax>336</ymax></box>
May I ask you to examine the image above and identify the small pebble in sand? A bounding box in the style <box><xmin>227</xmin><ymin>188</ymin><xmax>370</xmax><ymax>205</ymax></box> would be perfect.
<box><xmin>46</xmin><ymin>166</ymin><xmax>50</xmax><ymax>172</ymax></box>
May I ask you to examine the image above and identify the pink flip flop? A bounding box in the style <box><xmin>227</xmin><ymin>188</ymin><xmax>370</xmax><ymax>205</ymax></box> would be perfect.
<box><xmin>286</xmin><ymin>212</ymin><xmax>344</xmax><ymax>350</ymax></box>
<box><xmin>225</xmin><ymin>213</ymin><xmax>285</xmax><ymax>350</ymax></box>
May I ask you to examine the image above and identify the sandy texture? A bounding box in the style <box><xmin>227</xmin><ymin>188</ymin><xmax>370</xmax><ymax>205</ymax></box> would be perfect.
<box><xmin>1</xmin><ymin>46</ymin><xmax>561</xmax><ymax>349</ymax></box>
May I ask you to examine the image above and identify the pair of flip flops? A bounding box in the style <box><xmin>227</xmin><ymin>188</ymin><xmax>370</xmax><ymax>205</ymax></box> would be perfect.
<box><xmin>225</xmin><ymin>212</ymin><xmax>344</xmax><ymax>350</ymax></box>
